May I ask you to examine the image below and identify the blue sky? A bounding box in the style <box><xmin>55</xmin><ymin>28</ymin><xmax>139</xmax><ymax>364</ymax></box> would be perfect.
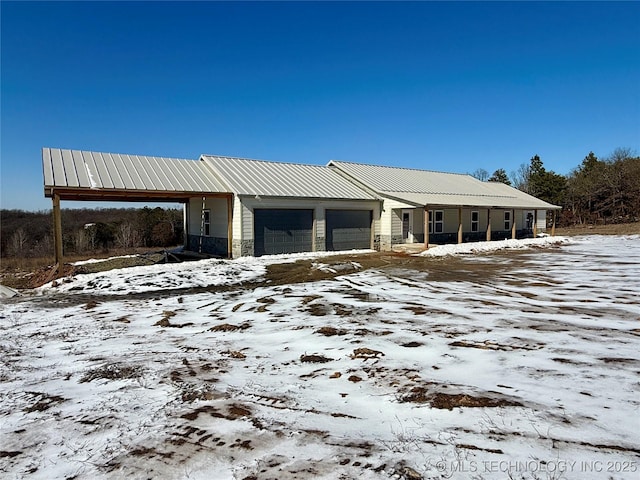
<box><xmin>1</xmin><ymin>1</ymin><xmax>639</xmax><ymax>211</ymax></box>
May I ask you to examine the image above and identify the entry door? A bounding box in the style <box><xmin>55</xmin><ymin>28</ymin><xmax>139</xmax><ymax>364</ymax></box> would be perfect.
<box><xmin>402</xmin><ymin>210</ymin><xmax>414</xmax><ymax>243</ymax></box>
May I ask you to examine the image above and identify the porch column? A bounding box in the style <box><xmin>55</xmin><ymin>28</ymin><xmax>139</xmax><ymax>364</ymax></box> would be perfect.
<box><xmin>533</xmin><ymin>210</ymin><xmax>538</xmax><ymax>237</ymax></box>
<box><xmin>424</xmin><ymin>205</ymin><xmax>429</xmax><ymax>248</ymax></box>
<box><xmin>52</xmin><ymin>193</ymin><xmax>63</xmax><ymax>272</ymax></box>
<box><xmin>226</xmin><ymin>195</ymin><xmax>233</xmax><ymax>259</ymax></box>
<box><xmin>486</xmin><ymin>208</ymin><xmax>492</xmax><ymax>241</ymax></box>
<box><xmin>183</xmin><ymin>202</ymin><xmax>189</xmax><ymax>247</ymax></box>
<box><xmin>457</xmin><ymin>207</ymin><xmax>463</xmax><ymax>244</ymax></box>
<box><xmin>551</xmin><ymin>210</ymin><xmax>557</xmax><ymax>237</ymax></box>
<box><xmin>511</xmin><ymin>209</ymin><xmax>516</xmax><ymax>239</ymax></box>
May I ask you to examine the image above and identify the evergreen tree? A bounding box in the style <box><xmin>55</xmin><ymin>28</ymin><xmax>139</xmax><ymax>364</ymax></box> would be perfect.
<box><xmin>488</xmin><ymin>168</ymin><xmax>511</xmax><ymax>185</ymax></box>
<box><xmin>527</xmin><ymin>155</ymin><xmax>566</xmax><ymax>206</ymax></box>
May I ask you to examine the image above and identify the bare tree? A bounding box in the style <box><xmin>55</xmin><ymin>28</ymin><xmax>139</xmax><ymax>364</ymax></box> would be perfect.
<box><xmin>115</xmin><ymin>222</ymin><xmax>141</xmax><ymax>248</ymax></box>
<box><xmin>470</xmin><ymin>168</ymin><xmax>489</xmax><ymax>181</ymax></box>
<box><xmin>7</xmin><ymin>228</ymin><xmax>28</xmax><ymax>257</ymax></box>
<box><xmin>72</xmin><ymin>228</ymin><xmax>90</xmax><ymax>253</ymax></box>
<box><xmin>510</xmin><ymin>163</ymin><xmax>531</xmax><ymax>192</ymax></box>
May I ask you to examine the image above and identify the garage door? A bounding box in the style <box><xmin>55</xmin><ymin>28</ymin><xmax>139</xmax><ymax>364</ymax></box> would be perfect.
<box><xmin>326</xmin><ymin>210</ymin><xmax>372</xmax><ymax>251</ymax></box>
<box><xmin>254</xmin><ymin>209</ymin><xmax>314</xmax><ymax>256</ymax></box>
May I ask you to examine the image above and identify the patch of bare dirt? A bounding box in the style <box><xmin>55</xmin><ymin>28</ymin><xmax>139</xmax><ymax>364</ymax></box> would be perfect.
<box><xmin>209</xmin><ymin>323</ymin><xmax>251</xmax><ymax>332</ymax></box>
<box><xmin>449</xmin><ymin>340</ymin><xmax>544</xmax><ymax>351</ymax></box>
<box><xmin>22</xmin><ymin>392</ymin><xmax>66</xmax><ymax>412</ymax></box>
<box><xmin>154</xmin><ymin>310</ymin><xmax>194</xmax><ymax>328</ymax></box>
<box><xmin>79</xmin><ymin>363</ymin><xmax>144</xmax><ymax>383</ymax></box>
<box><xmin>180</xmin><ymin>403</ymin><xmax>251</xmax><ymax>421</ymax></box>
<box><xmin>224</xmin><ymin>350</ymin><xmax>247</xmax><ymax>359</ymax></box>
<box><xmin>0</xmin><ymin>451</ymin><xmax>22</xmax><ymax>458</ymax></box>
<box><xmin>400</xmin><ymin>386</ymin><xmax>523</xmax><ymax>410</ymax></box>
<box><xmin>300</xmin><ymin>354</ymin><xmax>333</xmax><ymax>363</ymax></box>
<box><xmin>350</xmin><ymin>348</ymin><xmax>385</xmax><ymax>359</ymax></box>
<box><xmin>456</xmin><ymin>443</ymin><xmax>504</xmax><ymax>454</ymax></box>
<box><xmin>315</xmin><ymin>326</ymin><xmax>347</xmax><ymax>336</ymax></box>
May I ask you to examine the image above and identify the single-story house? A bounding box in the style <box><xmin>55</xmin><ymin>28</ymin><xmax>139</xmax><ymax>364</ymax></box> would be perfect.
<box><xmin>327</xmin><ymin>161</ymin><xmax>557</xmax><ymax>248</ymax></box>
<box><xmin>42</xmin><ymin>148</ymin><xmax>560</xmax><ymax>263</ymax></box>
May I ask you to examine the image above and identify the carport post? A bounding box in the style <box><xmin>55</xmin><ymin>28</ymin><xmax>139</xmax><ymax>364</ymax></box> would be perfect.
<box><xmin>457</xmin><ymin>207</ymin><xmax>463</xmax><ymax>244</ymax></box>
<box><xmin>52</xmin><ymin>193</ymin><xmax>63</xmax><ymax>272</ymax></box>
<box><xmin>551</xmin><ymin>210</ymin><xmax>557</xmax><ymax>237</ymax></box>
<box><xmin>486</xmin><ymin>208</ymin><xmax>492</xmax><ymax>241</ymax></box>
<box><xmin>533</xmin><ymin>210</ymin><xmax>538</xmax><ymax>237</ymax></box>
<box><xmin>423</xmin><ymin>205</ymin><xmax>429</xmax><ymax>248</ymax></box>
<box><xmin>511</xmin><ymin>209</ymin><xmax>516</xmax><ymax>239</ymax></box>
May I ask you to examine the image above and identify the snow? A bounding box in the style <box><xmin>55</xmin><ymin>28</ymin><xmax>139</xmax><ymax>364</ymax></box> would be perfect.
<box><xmin>41</xmin><ymin>249</ymin><xmax>374</xmax><ymax>295</ymax></box>
<box><xmin>1</xmin><ymin>236</ymin><xmax>639</xmax><ymax>479</ymax></box>
<box><xmin>71</xmin><ymin>254</ymin><xmax>139</xmax><ymax>266</ymax></box>
<box><xmin>419</xmin><ymin>236</ymin><xmax>570</xmax><ymax>256</ymax></box>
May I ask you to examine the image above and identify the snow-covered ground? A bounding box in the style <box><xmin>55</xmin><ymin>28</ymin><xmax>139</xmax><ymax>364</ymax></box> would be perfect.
<box><xmin>1</xmin><ymin>236</ymin><xmax>639</xmax><ymax>479</ymax></box>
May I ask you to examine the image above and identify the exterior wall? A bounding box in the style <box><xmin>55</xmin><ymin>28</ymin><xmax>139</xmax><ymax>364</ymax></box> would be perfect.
<box><xmin>379</xmin><ymin>197</ymin><xmax>416</xmax><ymax>249</ymax></box>
<box><xmin>516</xmin><ymin>209</ymin><xmax>548</xmax><ymax>238</ymax></box>
<box><xmin>186</xmin><ymin>197</ymin><xmax>229</xmax><ymax>256</ymax></box>
<box><xmin>236</xmin><ymin>196</ymin><xmax>380</xmax><ymax>257</ymax></box>
<box><xmin>231</xmin><ymin>198</ymin><xmax>246</xmax><ymax>258</ymax></box>
<box><xmin>537</xmin><ymin>210</ymin><xmax>547</xmax><ymax>231</ymax></box>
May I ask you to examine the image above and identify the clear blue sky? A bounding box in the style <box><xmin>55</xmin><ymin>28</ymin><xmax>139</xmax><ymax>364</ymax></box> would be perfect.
<box><xmin>2</xmin><ymin>1</ymin><xmax>639</xmax><ymax>211</ymax></box>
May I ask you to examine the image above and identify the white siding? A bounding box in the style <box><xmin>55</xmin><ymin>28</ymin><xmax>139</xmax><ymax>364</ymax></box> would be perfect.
<box><xmin>380</xmin><ymin>197</ymin><xmax>415</xmax><ymax>238</ymax></box>
<box><xmin>188</xmin><ymin>197</ymin><xmax>228</xmax><ymax>238</ymax></box>
<box><xmin>233</xmin><ymin>197</ymin><xmax>243</xmax><ymax>242</ymax></box>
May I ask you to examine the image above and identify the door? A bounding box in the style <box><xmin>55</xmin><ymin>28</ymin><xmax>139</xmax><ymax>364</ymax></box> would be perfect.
<box><xmin>402</xmin><ymin>209</ymin><xmax>414</xmax><ymax>243</ymax></box>
<box><xmin>326</xmin><ymin>209</ymin><xmax>372</xmax><ymax>251</ymax></box>
<box><xmin>254</xmin><ymin>209</ymin><xmax>314</xmax><ymax>256</ymax></box>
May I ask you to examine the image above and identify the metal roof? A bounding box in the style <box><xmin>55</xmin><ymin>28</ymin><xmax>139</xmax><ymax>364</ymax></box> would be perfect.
<box><xmin>328</xmin><ymin>161</ymin><xmax>560</xmax><ymax>209</ymax></box>
<box><xmin>201</xmin><ymin>155</ymin><xmax>378</xmax><ymax>200</ymax></box>
<box><xmin>43</xmin><ymin>148</ymin><xmax>229</xmax><ymax>198</ymax></box>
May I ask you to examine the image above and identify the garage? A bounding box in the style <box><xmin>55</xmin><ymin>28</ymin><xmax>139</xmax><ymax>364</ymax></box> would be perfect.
<box><xmin>254</xmin><ymin>209</ymin><xmax>314</xmax><ymax>256</ymax></box>
<box><xmin>326</xmin><ymin>209</ymin><xmax>372</xmax><ymax>251</ymax></box>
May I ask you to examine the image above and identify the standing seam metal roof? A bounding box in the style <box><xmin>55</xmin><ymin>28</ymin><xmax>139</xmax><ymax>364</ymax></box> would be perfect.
<box><xmin>201</xmin><ymin>155</ymin><xmax>378</xmax><ymax>200</ymax></box>
<box><xmin>43</xmin><ymin>148</ymin><xmax>229</xmax><ymax>195</ymax></box>
<box><xmin>328</xmin><ymin>160</ymin><xmax>560</xmax><ymax>209</ymax></box>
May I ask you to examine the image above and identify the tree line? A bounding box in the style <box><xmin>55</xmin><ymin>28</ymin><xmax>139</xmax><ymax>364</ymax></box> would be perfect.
<box><xmin>1</xmin><ymin>207</ymin><xmax>183</xmax><ymax>259</ymax></box>
<box><xmin>471</xmin><ymin>147</ymin><xmax>640</xmax><ymax>225</ymax></box>
<box><xmin>2</xmin><ymin>149</ymin><xmax>638</xmax><ymax>261</ymax></box>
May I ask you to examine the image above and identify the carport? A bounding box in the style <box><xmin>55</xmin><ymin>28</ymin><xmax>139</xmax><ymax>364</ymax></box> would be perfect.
<box><xmin>42</xmin><ymin>148</ymin><xmax>232</xmax><ymax>271</ymax></box>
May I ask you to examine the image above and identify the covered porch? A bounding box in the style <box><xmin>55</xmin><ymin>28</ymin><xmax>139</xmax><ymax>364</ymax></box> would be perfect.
<box><xmin>392</xmin><ymin>205</ymin><xmax>559</xmax><ymax>248</ymax></box>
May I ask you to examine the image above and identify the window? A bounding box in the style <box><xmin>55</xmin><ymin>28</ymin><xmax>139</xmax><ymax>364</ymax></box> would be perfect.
<box><xmin>434</xmin><ymin>210</ymin><xmax>444</xmax><ymax>233</ymax></box>
<box><xmin>504</xmin><ymin>211</ymin><xmax>511</xmax><ymax>231</ymax></box>
<box><xmin>428</xmin><ymin>210</ymin><xmax>433</xmax><ymax>234</ymax></box>
<box><xmin>203</xmin><ymin>209</ymin><xmax>211</xmax><ymax>236</ymax></box>
<box><xmin>471</xmin><ymin>211</ymin><xmax>479</xmax><ymax>232</ymax></box>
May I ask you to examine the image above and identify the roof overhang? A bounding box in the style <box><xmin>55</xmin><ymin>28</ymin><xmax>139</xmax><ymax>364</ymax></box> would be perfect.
<box><xmin>380</xmin><ymin>191</ymin><xmax>561</xmax><ymax>210</ymax></box>
<box><xmin>45</xmin><ymin>187</ymin><xmax>231</xmax><ymax>203</ymax></box>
